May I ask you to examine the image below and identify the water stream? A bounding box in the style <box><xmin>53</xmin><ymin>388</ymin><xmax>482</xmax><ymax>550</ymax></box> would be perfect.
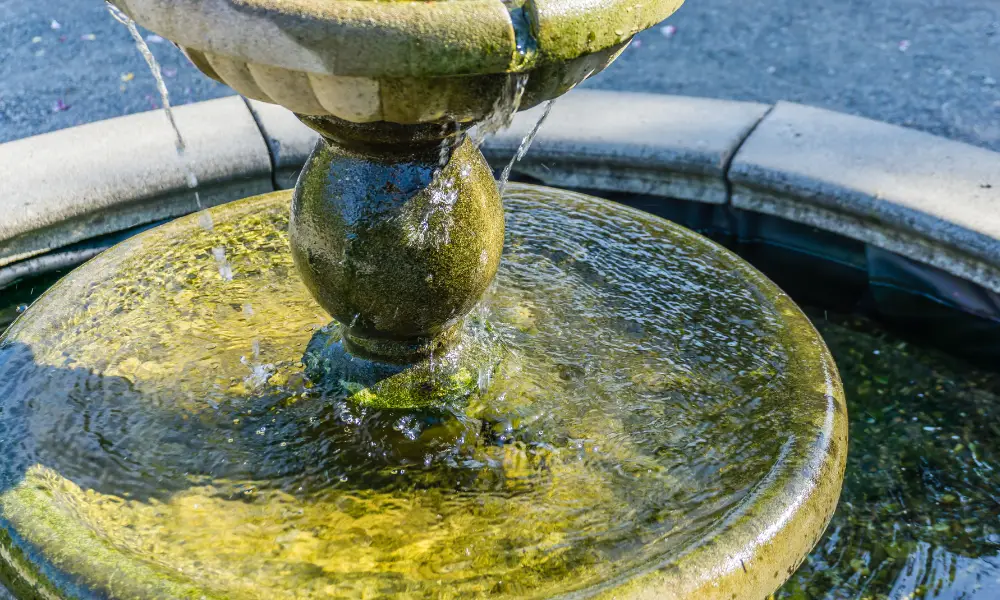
<box><xmin>498</xmin><ymin>100</ymin><xmax>554</xmax><ymax>195</ymax></box>
<box><xmin>107</xmin><ymin>2</ymin><xmax>202</xmax><ymax>209</ymax></box>
<box><xmin>470</xmin><ymin>73</ymin><xmax>529</xmax><ymax>149</ymax></box>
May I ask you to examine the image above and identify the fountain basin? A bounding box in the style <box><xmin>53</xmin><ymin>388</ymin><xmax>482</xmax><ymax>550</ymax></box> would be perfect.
<box><xmin>3</xmin><ymin>91</ymin><xmax>998</xmax><ymax>599</ymax></box>
<box><xmin>0</xmin><ymin>184</ymin><xmax>845</xmax><ymax>599</ymax></box>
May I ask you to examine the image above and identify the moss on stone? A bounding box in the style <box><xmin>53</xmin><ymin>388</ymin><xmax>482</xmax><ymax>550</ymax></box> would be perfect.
<box><xmin>0</xmin><ymin>184</ymin><xmax>843</xmax><ymax>600</ymax></box>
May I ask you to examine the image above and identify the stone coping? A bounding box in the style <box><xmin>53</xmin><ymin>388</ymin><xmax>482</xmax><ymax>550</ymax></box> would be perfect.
<box><xmin>1</xmin><ymin>90</ymin><xmax>998</xmax><ymax>297</ymax></box>
<box><xmin>0</xmin><ymin>96</ymin><xmax>272</xmax><ymax>270</ymax></box>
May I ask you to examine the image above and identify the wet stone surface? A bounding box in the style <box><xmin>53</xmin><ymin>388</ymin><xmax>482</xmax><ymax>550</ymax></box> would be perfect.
<box><xmin>0</xmin><ymin>184</ymin><xmax>837</xmax><ymax>599</ymax></box>
<box><xmin>6</xmin><ymin>196</ymin><xmax>999</xmax><ymax>599</ymax></box>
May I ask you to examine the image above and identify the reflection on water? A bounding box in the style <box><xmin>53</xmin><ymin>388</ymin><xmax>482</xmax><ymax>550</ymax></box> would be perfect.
<box><xmin>777</xmin><ymin>311</ymin><xmax>1000</xmax><ymax>600</ymax></box>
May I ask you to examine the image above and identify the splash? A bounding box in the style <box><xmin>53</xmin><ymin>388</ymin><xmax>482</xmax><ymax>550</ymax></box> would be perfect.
<box><xmin>107</xmin><ymin>2</ymin><xmax>202</xmax><ymax>209</ymax></box>
<box><xmin>405</xmin><ymin>175</ymin><xmax>459</xmax><ymax>249</ymax></box>
<box><xmin>211</xmin><ymin>246</ymin><xmax>234</xmax><ymax>281</ymax></box>
<box><xmin>434</xmin><ymin>73</ymin><xmax>527</xmax><ymax>187</ymax></box>
<box><xmin>241</xmin><ymin>339</ymin><xmax>276</xmax><ymax>390</ymax></box>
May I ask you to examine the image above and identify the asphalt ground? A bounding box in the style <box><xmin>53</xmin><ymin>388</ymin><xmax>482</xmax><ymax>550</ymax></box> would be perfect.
<box><xmin>2</xmin><ymin>0</ymin><xmax>999</xmax><ymax>151</ymax></box>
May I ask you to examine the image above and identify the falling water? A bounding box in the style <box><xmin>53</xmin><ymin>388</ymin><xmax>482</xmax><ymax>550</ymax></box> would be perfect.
<box><xmin>498</xmin><ymin>100</ymin><xmax>554</xmax><ymax>195</ymax></box>
<box><xmin>107</xmin><ymin>2</ymin><xmax>202</xmax><ymax>209</ymax></box>
<box><xmin>470</xmin><ymin>73</ymin><xmax>529</xmax><ymax>149</ymax></box>
<box><xmin>211</xmin><ymin>246</ymin><xmax>234</xmax><ymax>281</ymax></box>
<box><xmin>438</xmin><ymin>121</ymin><xmax>458</xmax><ymax>171</ymax></box>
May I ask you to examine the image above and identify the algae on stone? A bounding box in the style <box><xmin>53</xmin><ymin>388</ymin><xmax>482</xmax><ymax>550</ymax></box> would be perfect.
<box><xmin>0</xmin><ymin>185</ymin><xmax>844</xmax><ymax>600</ymax></box>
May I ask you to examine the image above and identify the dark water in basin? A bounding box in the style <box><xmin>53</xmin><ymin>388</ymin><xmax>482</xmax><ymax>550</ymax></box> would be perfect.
<box><xmin>776</xmin><ymin>310</ymin><xmax>1000</xmax><ymax>600</ymax></box>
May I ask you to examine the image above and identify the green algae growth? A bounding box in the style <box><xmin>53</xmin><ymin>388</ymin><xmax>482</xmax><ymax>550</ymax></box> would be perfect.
<box><xmin>0</xmin><ymin>185</ymin><xmax>842</xmax><ymax>599</ymax></box>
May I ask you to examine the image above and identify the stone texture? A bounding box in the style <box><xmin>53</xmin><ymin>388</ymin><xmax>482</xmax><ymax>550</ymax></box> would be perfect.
<box><xmin>114</xmin><ymin>0</ymin><xmax>516</xmax><ymax>78</ymax></box>
<box><xmin>531</xmin><ymin>0</ymin><xmax>685</xmax><ymax>62</ymax></box>
<box><xmin>111</xmin><ymin>0</ymin><xmax>684</xmax><ymax>79</ymax></box>
<box><xmin>291</xmin><ymin>132</ymin><xmax>504</xmax><ymax>363</ymax></box>
<box><xmin>189</xmin><ymin>46</ymin><xmax>625</xmax><ymax>124</ymax></box>
<box><xmin>0</xmin><ymin>96</ymin><xmax>272</xmax><ymax>268</ymax></box>
<box><xmin>730</xmin><ymin>101</ymin><xmax>1000</xmax><ymax>293</ymax></box>
<box><xmin>483</xmin><ymin>90</ymin><xmax>770</xmax><ymax>204</ymax></box>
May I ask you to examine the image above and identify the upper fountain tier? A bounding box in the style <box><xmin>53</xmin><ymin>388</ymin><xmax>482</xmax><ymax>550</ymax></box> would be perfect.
<box><xmin>109</xmin><ymin>0</ymin><xmax>684</xmax><ymax>122</ymax></box>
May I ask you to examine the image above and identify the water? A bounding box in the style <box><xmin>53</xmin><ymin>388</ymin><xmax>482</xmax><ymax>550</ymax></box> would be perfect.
<box><xmin>0</xmin><ymin>185</ymin><xmax>834</xmax><ymax>599</ymax></box>
<box><xmin>107</xmin><ymin>2</ymin><xmax>202</xmax><ymax>208</ymax></box>
<box><xmin>776</xmin><ymin>311</ymin><xmax>1000</xmax><ymax>600</ymax></box>
<box><xmin>470</xmin><ymin>73</ymin><xmax>529</xmax><ymax>149</ymax></box>
<box><xmin>498</xmin><ymin>100</ymin><xmax>554</xmax><ymax>195</ymax></box>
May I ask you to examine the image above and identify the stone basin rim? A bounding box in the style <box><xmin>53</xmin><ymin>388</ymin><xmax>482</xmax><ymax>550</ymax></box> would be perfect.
<box><xmin>3</xmin><ymin>91</ymin><xmax>998</xmax><ymax>299</ymax></box>
<box><xmin>111</xmin><ymin>0</ymin><xmax>686</xmax><ymax>78</ymax></box>
<box><xmin>0</xmin><ymin>184</ymin><xmax>847</xmax><ymax>600</ymax></box>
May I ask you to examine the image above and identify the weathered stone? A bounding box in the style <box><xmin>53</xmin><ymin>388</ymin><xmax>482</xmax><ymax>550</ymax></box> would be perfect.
<box><xmin>530</xmin><ymin>0</ymin><xmax>685</xmax><ymax>62</ymax></box>
<box><xmin>111</xmin><ymin>0</ymin><xmax>684</xmax><ymax>78</ymax></box>
<box><xmin>730</xmin><ymin>101</ymin><xmax>1000</xmax><ymax>293</ymax></box>
<box><xmin>245</xmin><ymin>100</ymin><xmax>318</xmax><ymax>190</ymax></box>
<box><xmin>291</xmin><ymin>118</ymin><xmax>504</xmax><ymax>363</ymax></box>
<box><xmin>484</xmin><ymin>90</ymin><xmax>770</xmax><ymax>204</ymax></box>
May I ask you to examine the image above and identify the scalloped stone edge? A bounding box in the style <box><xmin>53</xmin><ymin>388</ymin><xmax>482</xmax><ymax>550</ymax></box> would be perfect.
<box><xmin>110</xmin><ymin>0</ymin><xmax>683</xmax><ymax>78</ymax></box>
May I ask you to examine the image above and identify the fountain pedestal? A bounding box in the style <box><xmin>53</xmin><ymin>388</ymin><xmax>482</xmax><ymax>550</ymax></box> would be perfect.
<box><xmin>291</xmin><ymin>117</ymin><xmax>503</xmax><ymax>364</ymax></box>
<box><xmin>106</xmin><ymin>0</ymin><xmax>658</xmax><ymax>374</ymax></box>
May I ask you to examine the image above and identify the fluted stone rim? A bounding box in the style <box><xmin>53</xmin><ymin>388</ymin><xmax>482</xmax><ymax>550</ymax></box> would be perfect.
<box><xmin>110</xmin><ymin>0</ymin><xmax>684</xmax><ymax>78</ymax></box>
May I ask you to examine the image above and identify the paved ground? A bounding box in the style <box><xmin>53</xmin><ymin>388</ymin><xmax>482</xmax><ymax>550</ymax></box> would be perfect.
<box><xmin>2</xmin><ymin>0</ymin><xmax>999</xmax><ymax>151</ymax></box>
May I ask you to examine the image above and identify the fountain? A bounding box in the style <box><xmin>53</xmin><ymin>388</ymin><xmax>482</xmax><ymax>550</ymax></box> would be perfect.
<box><xmin>0</xmin><ymin>1</ymin><xmax>847</xmax><ymax>598</ymax></box>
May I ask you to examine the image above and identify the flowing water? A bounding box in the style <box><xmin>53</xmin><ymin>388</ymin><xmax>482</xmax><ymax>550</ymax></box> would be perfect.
<box><xmin>4</xmin><ymin>190</ymin><xmax>997</xmax><ymax>599</ymax></box>
<box><xmin>470</xmin><ymin>73</ymin><xmax>529</xmax><ymax>150</ymax></box>
<box><xmin>498</xmin><ymin>101</ymin><xmax>555</xmax><ymax>195</ymax></box>
<box><xmin>107</xmin><ymin>2</ymin><xmax>202</xmax><ymax>208</ymax></box>
<box><xmin>0</xmin><ymin>185</ymin><xmax>834</xmax><ymax>599</ymax></box>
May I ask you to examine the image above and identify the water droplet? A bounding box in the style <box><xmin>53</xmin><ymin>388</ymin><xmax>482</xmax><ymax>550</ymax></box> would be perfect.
<box><xmin>211</xmin><ymin>247</ymin><xmax>233</xmax><ymax>281</ymax></box>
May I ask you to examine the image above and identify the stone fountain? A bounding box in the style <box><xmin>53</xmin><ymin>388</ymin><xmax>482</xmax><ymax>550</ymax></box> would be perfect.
<box><xmin>0</xmin><ymin>1</ymin><xmax>847</xmax><ymax>599</ymax></box>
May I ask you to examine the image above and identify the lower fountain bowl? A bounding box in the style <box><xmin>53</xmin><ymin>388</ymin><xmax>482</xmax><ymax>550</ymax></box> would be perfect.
<box><xmin>0</xmin><ymin>183</ymin><xmax>846</xmax><ymax>600</ymax></box>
